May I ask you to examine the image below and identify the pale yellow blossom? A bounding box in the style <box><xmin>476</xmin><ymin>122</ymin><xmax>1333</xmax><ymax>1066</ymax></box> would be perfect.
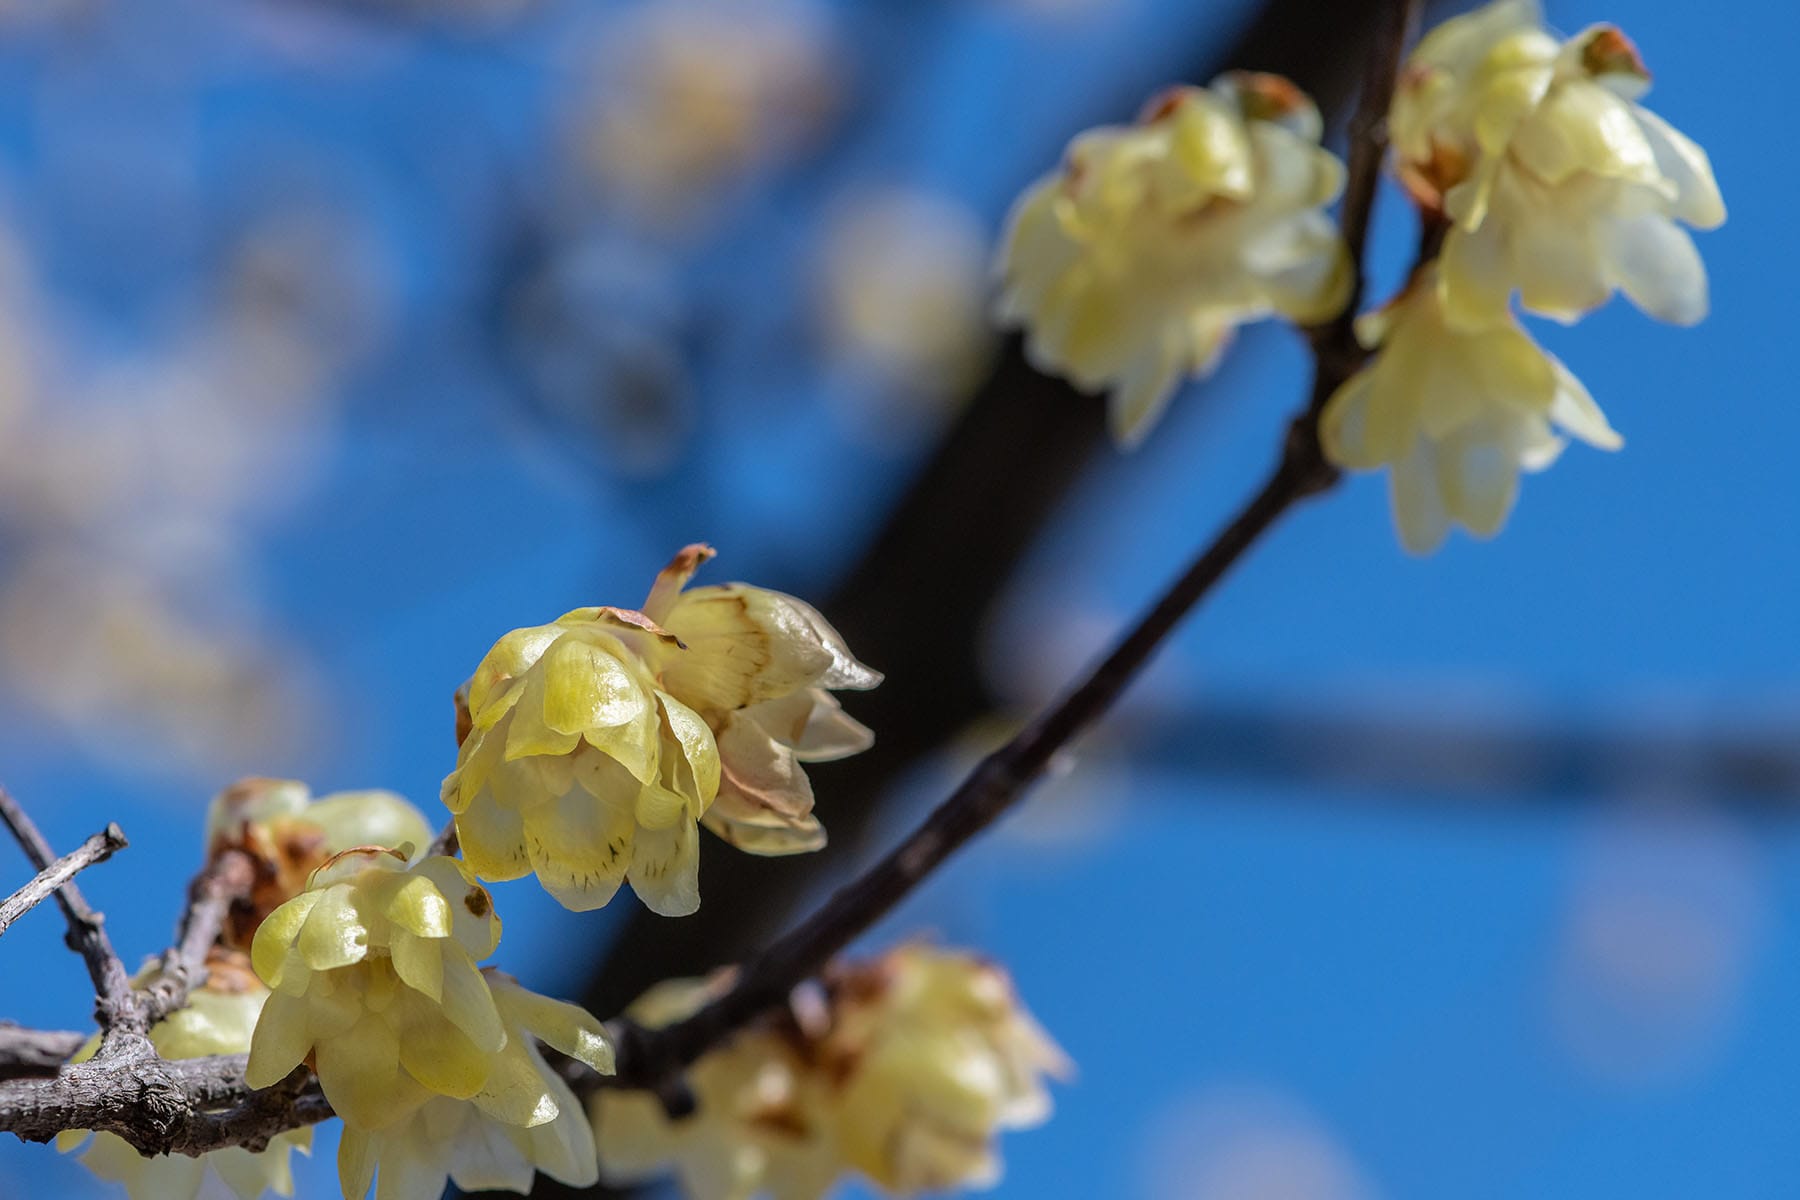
<box><xmin>594</xmin><ymin>944</ymin><xmax>1067</xmax><ymax>1199</ymax></box>
<box><xmin>58</xmin><ymin>955</ymin><xmax>312</xmax><ymax>1200</ymax></box>
<box><xmin>1321</xmin><ymin>265</ymin><xmax>1620</xmax><ymax>553</ymax></box>
<box><xmin>593</xmin><ymin>976</ymin><xmax>841</xmax><ymax>1200</ymax></box>
<box><xmin>244</xmin><ymin>849</ymin><xmax>506</xmax><ymax>1131</ymax></box>
<box><xmin>996</xmin><ymin>73</ymin><xmax>1352</xmax><ymax>445</ymax></box>
<box><xmin>442</xmin><ymin>545</ymin><xmax>878</xmax><ymax>913</ymax></box>
<box><xmin>1392</xmin><ymin>0</ymin><xmax>1724</xmax><ymax>328</ymax></box>
<box><xmin>822</xmin><ymin>945</ymin><xmax>1069</xmax><ymax>1193</ymax></box>
<box><xmin>337</xmin><ymin>972</ymin><xmax>613</xmax><ymax>1200</ymax></box>
<box><xmin>642</xmin><ymin>545</ymin><xmax>880</xmax><ymax>857</ymax></box>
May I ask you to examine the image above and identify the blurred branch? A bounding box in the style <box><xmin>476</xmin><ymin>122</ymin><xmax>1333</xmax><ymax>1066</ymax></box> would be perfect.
<box><xmin>0</xmin><ymin>826</ymin><xmax>127</xmax><ymax>940</ymax></box>
<box><xmin>1129</xmin><ymin>697</ymin><xmax>1800</xmax><ymax>809</ymax></box>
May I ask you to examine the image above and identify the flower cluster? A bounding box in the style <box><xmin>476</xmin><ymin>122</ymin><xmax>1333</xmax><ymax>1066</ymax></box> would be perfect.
<box><xmin>593</xmin><ymin>943</ymin><xmax>1069</xmax><ymax>1199</ymax></box>
<box><xmin>245</xmin><ymin>848</ymin><xmax>613</xmax><ymax>1199</ymax></box>
<box><xmin>59</xmin><ymin>954</ymin><xmax>312</xmax><ymax>1200</ymax></box>
<box><xmin>441</xmin><ymin>544</ymin><xmax>879</xmax><ymax>915</ymax></box>
<box><xmin>995</xmin><ymin>72</ymin><xmax>1352</xmax><ymax>445</ymax></box>
<box><xmin>1322</xmin><ymin>0</ymin><xmax>1722</xmax><ymax>550</ymax></box>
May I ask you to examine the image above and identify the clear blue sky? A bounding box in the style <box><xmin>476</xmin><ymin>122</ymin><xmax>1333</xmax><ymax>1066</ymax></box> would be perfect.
<box><xmin>0</xmin><ymin>0</ymin><xmax>1794</xmax><ymax>1197</ymax></box>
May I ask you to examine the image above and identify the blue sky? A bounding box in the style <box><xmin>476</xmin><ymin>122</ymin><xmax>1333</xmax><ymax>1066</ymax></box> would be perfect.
<box><xmin>0</xmin><ymin>0</ymin><xmax>1795</xmax><ymax>1197</ymax></box>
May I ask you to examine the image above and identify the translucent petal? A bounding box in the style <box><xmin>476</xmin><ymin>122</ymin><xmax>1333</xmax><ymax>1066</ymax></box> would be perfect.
<box><xmin>453</xmin><ymin>793</ymin><xmax>531</xmax><ymax>883</ymax></box>
<box><xmin>492</xmin><ymin>977</ymin><xmax>616</xmax><ymax>1075</ymax></box>
<box><xmin>522</xmin><ymin>786</ymin><xmax>635</xmax><ymax>912</ymax></box>
<box><xmin>388</xmin><ymin>929</ymin><xmax>443</xmax><ymax>1003</ymax></box>
<box><xmin>250</xmin><ymin>890</ymin><xmax>324</xmax><ymax>986</ymax></box>
<box><xmin>628</xmin><ymin>820</ymin><xmax>702</xmax><ymax>917</ymax></box>
<box><xmin>315</xmin><ymin>1014</ymin><xmax>417</xmax><ymax>1131</ymax></box>
<box><xmin>338</xmin><ymin>1124</ymin><xmax>378</xmax><ymax>1200</ymax></box>
<box><xmin>1602</xmin><ymin>213</ymin><xmax>1708</xmax><ymax>325</ymax></box>
<box><xmin>394</xmin><ymin>990</ymin><xmax>491</xmax><ymax>1100</ymax></box>
<box><xmin>245</xmin><ymin>990</ymin><xmax>313</xmax><ymax>1088</ymax></box>
<box><xmin>409</xmin><ymin>857</ymin><xmax>502</xmax><ymax>957</ymax></box>
<box><xmin>437</xmin><ymin>941</ymin><xmax>506</xmax><ymax>1052</ymax></box>
<box><xmin>538</xmin><ymin>635</ymin><xmax>655</xmax><ymax>736</ymax></box>
<box><xmin>1438</xmin><ymin>425</ymin><xmax>1521</xmax><ymax>537</ymax></box>
<box><xmin>1391</xmin><ymin>438</ymin><xmax>1451</xmax><ymax>555</ymax></box>
<box><xmin>1547</xmin><ymin>359</ymin><xmax>1621</xmax><ymax>450</ymax></box>
<box><xmin>1632</xmin><ymin>107</ymin><xmax>1725</xmax><ymax>229</ymax></box>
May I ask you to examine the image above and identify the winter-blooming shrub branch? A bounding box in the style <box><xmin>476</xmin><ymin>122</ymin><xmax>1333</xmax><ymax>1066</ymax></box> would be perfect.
<box><xmin>0</xmin><ymin>1</ymin><xmax>1723</xmax><ymax>1197</ymax></box>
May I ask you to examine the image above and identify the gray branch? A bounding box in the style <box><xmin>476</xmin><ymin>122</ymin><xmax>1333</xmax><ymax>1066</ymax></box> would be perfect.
<box><xmin>0</xmin><ymin>826</ymin><xmax>128</xmax><ymax>939</ymax></box>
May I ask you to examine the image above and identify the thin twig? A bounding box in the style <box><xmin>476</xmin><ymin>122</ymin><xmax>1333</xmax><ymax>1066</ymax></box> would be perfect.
<box><xmin>140</xmin><ymin>848</ymin><xmax>258</xmax><ymax>1025</ymax></box>
<box><xmin>0</xmin><ymin>826</ymin><xmax>128</xmax><ymax>939</ymax></box>
<box><xmin>599</xmin><ymin>0</ymin><xmax>1427</xmax><ymax>1096</ymax></box>
<box><xmin>0</xmin><ymin>789</ymin><xmax>139</xmax><ymax>1035</ymax></box>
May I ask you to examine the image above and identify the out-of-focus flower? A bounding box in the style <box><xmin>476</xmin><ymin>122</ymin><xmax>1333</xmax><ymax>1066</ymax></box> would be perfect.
<box><xmin>568</xmin><ymin>0</ymin><xmax>839</xmax><ymax>234</ymax></box>
<box><xmin>1391</xmin><ymin>0</ymin><xmax>1724</xmax><ymax>328</ymax></box>
<box><xmin>821</xmin><ymin>945</ymin><xmax>1069</xmax><ymax>1192</ymax></box>
<box><xmin>338</xmin><ymin>972</ymin><xmax>613</xmax><ymax>1200</ymax></box>
<box><xmin>817</xmin><ymin>188</ymin><xmax>995</xmax><ymax>418</ymax></box>
<box><xmin>245</xmin><ymin>849</ymin><xmax>506</xmax><ymax>1131</ymax></box>
<box><xmin>442</xmin><ymin>545</ymin><xmax>878</xmax><ymax>913</ymax></box>
<box><xmin>58</xmin><ymin>953</ymin><xmax>312</xmax><ymax>1200</ymax></box>
<box><xmin>595</xmin><ymin>975</ymin><xmax>839</xmax><ymax>1200</ymax></box>
<box><xmin>204</xmin><ymin>777</ymin><xmax>436</xmax><ymax>947</ymax></box>
<box><xmin>1321</xmin><ymin>265</ymin><xmax>1620</xmax><ymax>554</ymax></box>
<box><xmin>996</xmin><ymin>73</ymin><xmax>1351</xmax><ymax>446</ymax></box>
<box><xmin>594</xmin><ymin>943</ymin><xmax>1068</xmax><ymax>1199</ymax></box>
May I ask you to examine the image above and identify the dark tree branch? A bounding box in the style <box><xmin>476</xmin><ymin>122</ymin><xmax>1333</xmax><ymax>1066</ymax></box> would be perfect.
<box><xmin>0</xmin><ymin>826</ymin><xmax>127</xmax><ymax>940</ymax></box>
<box><xmin>0</xmin><ymin>1051</ymin><xmax>330</xmax><ymax>1155</ymax></box>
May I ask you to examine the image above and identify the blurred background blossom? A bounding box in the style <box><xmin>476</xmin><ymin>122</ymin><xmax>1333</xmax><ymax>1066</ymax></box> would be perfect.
<box><xmin>0</xmin><ymin>0</ymin><xmax>1794</xmax><ymax>1198</ymax></box>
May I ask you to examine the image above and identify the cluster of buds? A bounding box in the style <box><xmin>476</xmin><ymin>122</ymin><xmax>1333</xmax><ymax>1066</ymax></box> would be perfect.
<box><xmin>593</xmin><ymin>944</ymin><xmax>1070</xmax><ymax>1198</ymax></box>
<box><xmin>1322</xmin><ymin>0</ymin><xmax>1723</xmax><ymax>551</ymax></box>
<box><xmin>993</xmin><ymin>0</ymin><xmax>1721</xmax><ymax>553</ymax></box>
<box><xmin>441</xmin><ymin>544</ymin><xmax>880</xmax><ymax>915</ymax></box>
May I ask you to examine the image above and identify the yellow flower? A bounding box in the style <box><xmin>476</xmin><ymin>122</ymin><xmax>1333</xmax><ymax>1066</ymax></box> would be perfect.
<box><xmin>594</xmin><ymin>945</ymin><xmax>1067</xmax><ymax>1199</ymax></box>
<box><xmin>593</xmin><ymin>977</ymin><xmax>840</xmax><ymax>1200</ymax></box>
<box><xmin>442</xmin><ymin>545</ymin><xmax>878</xmax><ymax>913</ymax></box>
<box><xmin>205</xmin><ymin>777</ymin><xmax>436</xmax><ymax>947</ymax></box>
<box><xmin>58</xmin><ymin>954</ymin><xmax>312</xmax><ymax>1200</ymax></box>
<box><xmin>995</xmin><ymin>73</ymin><xmax>1352</xmax><ymax>446</ymax></box>
<box><xmin>244</xmin><ymin>849</ymin><xmax>506</xmax><ymax>1131</ymax></box>
<box><xmin>642</xmin><ymin>545</ymin><xmax>881</xmax><ymax>858</ymax></box>
<box><xmin>821</xmin><ymin>945</ymin><xmax>1069</xmax><ymax>1193</ymax></box>
<box><xmin>1321</xmin><ymin>265</ymin><xmax>1620</xmax><ymax>553</ymax></box>
<box><xmin>1392</xmin><ymin>0</ymin><xmax>1724</xmax><ymax>328</ymax></box>
<box><xmin>338</xmin><ymin>972</ymin><xmax>613</xmax><ymax>1200</ymax></box>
